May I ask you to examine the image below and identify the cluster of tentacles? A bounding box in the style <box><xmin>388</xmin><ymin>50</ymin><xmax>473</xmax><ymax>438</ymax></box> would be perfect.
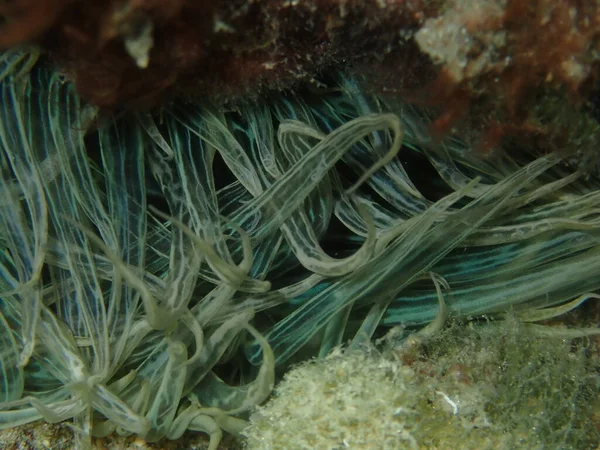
<box><xmin>1</xmin><ymin>47</ymin><xmax>600</xmax><ymax>449</ymax></box>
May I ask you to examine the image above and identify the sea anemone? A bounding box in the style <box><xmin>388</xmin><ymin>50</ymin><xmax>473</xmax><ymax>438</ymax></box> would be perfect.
<box><xmin>1</xmin><ymin>46</ymin><xmax>600</xmax><ymax>449</ymax></box>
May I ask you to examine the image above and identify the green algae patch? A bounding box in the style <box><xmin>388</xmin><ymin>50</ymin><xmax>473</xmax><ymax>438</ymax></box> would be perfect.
<box><xmin>244</xmin><ymin>317</ymin><xmax>600</xmax><ymax>450</ymax></box>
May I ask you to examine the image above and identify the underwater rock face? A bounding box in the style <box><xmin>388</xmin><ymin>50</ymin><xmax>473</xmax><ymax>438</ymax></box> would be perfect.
<box><xmin>2</xmin><ymin>0</ymin><xmax>600</xmax><ymax>144</ymax></box>
<box><xmin>0</xmin><ymin>420</ymin><xmax>243</xmax><ymax>449</ymax></box>
<box><xmin>0</xmin><ymin>0</ymin><xmax>433</xmax><ymax>107</ymax></box>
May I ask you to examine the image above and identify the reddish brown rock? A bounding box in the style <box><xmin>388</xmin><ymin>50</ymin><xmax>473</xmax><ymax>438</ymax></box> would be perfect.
<box><xmin>2</xmin><ymin>0</ymin><xmax>600</xmax><ymax>154</ymax></box>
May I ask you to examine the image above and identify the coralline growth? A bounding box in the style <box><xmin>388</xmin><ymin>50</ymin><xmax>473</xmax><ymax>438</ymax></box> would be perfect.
<box><xmin>245</xmin><ymin>317</ymin><xmax>600</xmax><ymax>449</ymax></box>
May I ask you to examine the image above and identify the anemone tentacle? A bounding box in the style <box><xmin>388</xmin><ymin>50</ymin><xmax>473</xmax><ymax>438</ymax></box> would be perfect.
<box><xmin>1</xmin><ymin>53</ymin><xmax>600</xmax><ymax>448</ymax></box>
